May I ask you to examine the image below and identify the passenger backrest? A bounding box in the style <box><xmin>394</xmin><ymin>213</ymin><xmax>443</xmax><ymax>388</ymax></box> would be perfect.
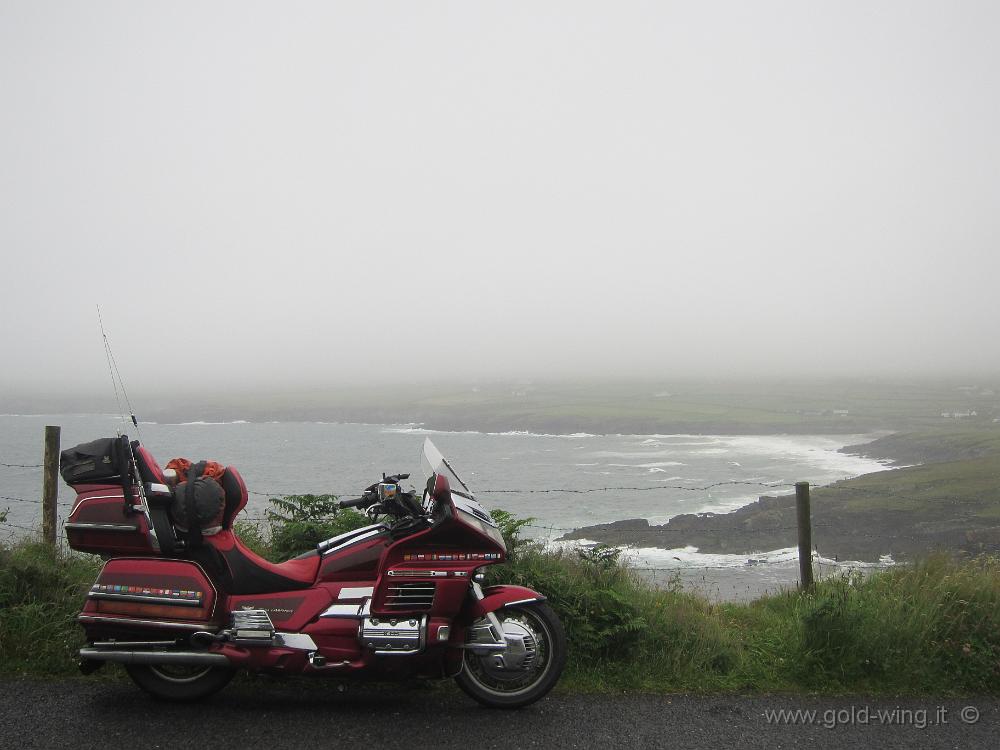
<box><xmin>132</xmin><ymin>442</ymin><xmax>167</xmax><ymax>485</ymax></box>
<box><xmin>220</xmin><ymin>466</ymin><xmax>248</xmax><ymax>529</ymax></box>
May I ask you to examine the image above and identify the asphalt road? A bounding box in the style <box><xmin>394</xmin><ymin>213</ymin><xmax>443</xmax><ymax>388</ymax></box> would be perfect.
<box><xmin>1</xmin><ymin>677</ymin><xmax>996</xmax><ymax>750</ymax></box>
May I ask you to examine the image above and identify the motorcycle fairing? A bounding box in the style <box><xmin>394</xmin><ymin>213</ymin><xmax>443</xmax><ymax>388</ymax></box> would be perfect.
<box><xmin>318</xmin><ymin>527</ymin><xmax>392</xmax><ymax>582</ymax></box>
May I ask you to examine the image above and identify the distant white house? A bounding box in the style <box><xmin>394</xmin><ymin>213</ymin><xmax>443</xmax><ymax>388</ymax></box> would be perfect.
<box><xmin>832</xmin><ymin>409</ymin><xmax>849</xmax><ymax>416</ymax></box>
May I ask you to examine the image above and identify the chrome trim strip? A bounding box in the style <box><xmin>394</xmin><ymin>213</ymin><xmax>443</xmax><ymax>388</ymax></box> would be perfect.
<box><xmin>70</xmin><ymin>492</ymin><xmax>130</xmax><ymax>514</ymax></box>
<box><xmin>274</xmin><ymin>632</ymin><xmax>318</xmax><ymax>651</ymax></box>
<box><xmin>317</xmin><ymin>523</ymin><xmax>387</xmax><ymax>553</ymax></box>
<box><xmin>320</xmin><ymin>603</ymin><xmax>364</xmax><ymax>618</ymax></box>
<box><xmin>87</xmin><ymin>592</ymin><xmax>202</xmax><ymax>607</ymax></box>
<box><xmin>338</xmin><ymin>586</ymin><xmax>374</xmax><ymax>600</ymax></box>
<box><xmin>322</xmin><ymin>528</ymin><xmax>386</xmax><ymax>556</ymax></box>
<box><xmin>387</xmin><ymin>570</ymin><xmax>448</xmax><ymax>578</ymax></box>
<box><xmin>65</xmin><ymin>522</ymin><xmax>140</xmax><ymax>532</ymax></box>
<box><xmin>78</xmin><ymin>615</ymin><xmax>207</xmax><ymax>632</ymax></box>
<box><xmin>502</xmin><ymin>597</ymin><xmax>544</xmax><ymax>607</ymax></box>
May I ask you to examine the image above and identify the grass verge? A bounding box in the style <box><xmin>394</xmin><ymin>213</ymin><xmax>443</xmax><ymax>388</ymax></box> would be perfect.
<box><xmin>522</xmin><ymin>551</ymin><xmax>1000</xmax><ymax>694</ymax></box>
<box><xmin>3</xmin><ymin>509</ymin><xmax>998</xmax><ymax>693</ymax></box>
<box><xmin>0</xmin><ymin>541</ymin><xmax>100</xmax><ymax>675</ymax></box>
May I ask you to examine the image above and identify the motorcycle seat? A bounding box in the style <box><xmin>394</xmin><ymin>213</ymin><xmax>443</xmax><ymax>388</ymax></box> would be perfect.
<box><xmin>205</xmin><ymin>529</ymin><xmax>320</xmax><ymax>594</ymax></box>
<box><xmin>193</xmin><ymin>466</ymin><xmax>321</xmax><ymax>594</ymax></box>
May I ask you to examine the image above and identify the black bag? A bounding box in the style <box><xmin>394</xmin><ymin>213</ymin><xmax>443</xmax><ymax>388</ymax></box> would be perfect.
<box><xmin>60</xmin><ymin>437</ymin><xmax>127</xmax><ymax>485</ymax></box>
<box><xmin>170</xmin><ymin>477</ymin><xmax>225</xmax><ymax>533</ymax></box>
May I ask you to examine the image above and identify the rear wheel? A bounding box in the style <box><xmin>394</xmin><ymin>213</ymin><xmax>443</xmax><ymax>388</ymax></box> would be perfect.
<box><xmin>456</xmin><ymin>602</ymin><xmax>566</xmax><ymax>709</ymax></box>
<box><xmin>125</xmin><ymin>663</ymin><xmax>235</xmax><ymax>702</ymax></box>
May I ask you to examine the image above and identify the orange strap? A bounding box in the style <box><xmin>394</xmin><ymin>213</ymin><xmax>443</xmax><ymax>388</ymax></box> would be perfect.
<box><xmin>165</xmin><ymin>458</ymin><xmax>226</xmax><ymax>482</ymax></box>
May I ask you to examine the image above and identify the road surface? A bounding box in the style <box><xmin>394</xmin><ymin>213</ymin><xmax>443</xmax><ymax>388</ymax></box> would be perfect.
<box><xmin>1</xmin><ymin>677</ymin><xmax>995</xmax><ymax>749</ymax></box>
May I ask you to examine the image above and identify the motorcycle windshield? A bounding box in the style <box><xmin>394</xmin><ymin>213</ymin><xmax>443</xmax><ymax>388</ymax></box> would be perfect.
<box><xmin>420</xmin><ymin>438</ymin><xmax>504</xmax><ymax>547</ymax></box>
<box><xmin>420</xmin><ymin>438</ymin><xmax>473</xmax><ymax>496</ymax></box>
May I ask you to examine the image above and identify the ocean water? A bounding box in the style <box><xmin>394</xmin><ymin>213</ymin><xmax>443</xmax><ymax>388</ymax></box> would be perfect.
<box><xmin>1</xmin><ymin>413</ymin><xmax>889</xmax><ymax>543</ymax></box>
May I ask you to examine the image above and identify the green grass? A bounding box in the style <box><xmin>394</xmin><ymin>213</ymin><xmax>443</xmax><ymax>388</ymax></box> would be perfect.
<box><xmin>3</xmin><ymin>518</ymin><xmax>999</xmax><ymax>693</ymax></box>
<box><xmin>496</xmin><ymin>546</ymin><xmax>1000</xmax><ymax>694</ymax></box>
<box><xmin>487</xmin><ymin>514</ymin><xmax>1000</xmax><ymax>694</ymax></box>
<box><xmin>817</xmin><ymin>455</ymin><xmax>1000</xmax><ymax>521</ymax></box>
<box><xmin>0</xmin><ymin>542</ymin><xmax>100</xmax><ymax>676</ymax></box>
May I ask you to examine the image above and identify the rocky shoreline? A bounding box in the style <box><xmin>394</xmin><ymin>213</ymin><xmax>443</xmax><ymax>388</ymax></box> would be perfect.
<box><xmin>561</xmin><ymin>431</ymin><xmax>1000</xmax><ymax>562</ymax></box>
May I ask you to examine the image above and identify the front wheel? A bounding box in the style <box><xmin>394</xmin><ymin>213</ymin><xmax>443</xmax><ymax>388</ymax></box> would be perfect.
<box><xmin>125</xmin><ymin>663</ymin><xmax>235</xmax><ymax>702</ymax></box>
<box><xmin>456</xmin><ymin>602</ymin><xmax>566</xmax><ymax>709</ymax></box>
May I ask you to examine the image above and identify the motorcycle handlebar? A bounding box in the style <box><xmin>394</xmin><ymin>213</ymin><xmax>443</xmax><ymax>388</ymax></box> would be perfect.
<box><xmin>338</xmin><ymin>496</ymin><xmax>371</xmax><ymax>510</ymax></box>
<box><xmin>339</xmin><ymin>475</ymin><xmax>420</xmax><ymax>516</ymax></box>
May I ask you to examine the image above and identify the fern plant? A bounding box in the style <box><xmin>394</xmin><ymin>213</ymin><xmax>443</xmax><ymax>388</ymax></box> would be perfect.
<box><xmin>238</xmin><ymin>493</ymin><xmax>369</xmax><ymax>561</ymax></box>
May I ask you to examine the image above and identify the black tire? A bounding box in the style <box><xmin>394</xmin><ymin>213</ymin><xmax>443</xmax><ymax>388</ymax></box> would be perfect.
<box><xmin>456</xmin><ymin>602</ymin><xmax>566</xmax><ymax>709</ymax></box>
<box><xmin>125</xmin><ymin>663</ymin><xmax>236</xmax><ymax>702</ymax></box>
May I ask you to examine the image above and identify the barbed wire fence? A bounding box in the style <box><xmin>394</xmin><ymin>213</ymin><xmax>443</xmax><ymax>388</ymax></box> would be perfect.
<box><xmin>0</xmin><ymin>454</ymin><xmax>75</xmax><ymax>551</ymax></box>
<box><xmin>2</xmin><ymin>455</ymin><xmax>904</xmax><ymax>593</ymax></box>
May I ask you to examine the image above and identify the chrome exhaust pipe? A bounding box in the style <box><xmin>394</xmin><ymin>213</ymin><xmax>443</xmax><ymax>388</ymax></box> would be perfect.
<box><xmin>79</xmin><ymin>648</ymin><xmax>231</xmax><ymax>667</ymax></box>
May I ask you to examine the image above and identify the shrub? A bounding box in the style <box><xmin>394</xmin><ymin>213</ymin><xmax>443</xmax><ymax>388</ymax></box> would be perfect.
<box><xmin>794</xmin><ymin>556</ymin><xmax>1000</xmax><ymax>692</ymax></box>
<box><xmin>235</xmin><ymin>494</ymin><xmax>370</xmax><ymax>561</ymax></box>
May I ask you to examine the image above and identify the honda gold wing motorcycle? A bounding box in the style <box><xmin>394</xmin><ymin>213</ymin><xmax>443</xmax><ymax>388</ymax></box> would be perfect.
<box><xmin>62</xmin><ymin>436</ymin><xmax>565</xmax><ymax>708</ymax></box>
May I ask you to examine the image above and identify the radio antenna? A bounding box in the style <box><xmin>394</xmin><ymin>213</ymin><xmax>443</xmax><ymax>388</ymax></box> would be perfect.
<box><xmin>97</xmin><ymin>305</ymin><xmax>141</xmax><ymax>440</ymax></box>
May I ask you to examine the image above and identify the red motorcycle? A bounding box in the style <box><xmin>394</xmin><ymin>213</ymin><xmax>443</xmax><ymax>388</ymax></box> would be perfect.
<box><xmin>62</xmin><ymin>436</ymin><xmax>565</xmax><ymax>708</ymax></box>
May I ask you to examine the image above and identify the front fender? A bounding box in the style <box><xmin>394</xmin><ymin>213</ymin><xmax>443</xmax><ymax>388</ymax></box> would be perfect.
<box><xmin>446</xmin><ymin>584</ymin><xmax>549</xmax><ymax>675</ymax></box>
<box><xmin>465</xmin><ymin>584</ymin><xmax>546</xmax><ymax>621</ymax></box>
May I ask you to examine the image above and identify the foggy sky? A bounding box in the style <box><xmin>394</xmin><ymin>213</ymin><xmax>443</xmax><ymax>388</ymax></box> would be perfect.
<box><xmin>2</xmin><ymin>1</ymin><xmax>999</xmax><ymax>398</ymax></box>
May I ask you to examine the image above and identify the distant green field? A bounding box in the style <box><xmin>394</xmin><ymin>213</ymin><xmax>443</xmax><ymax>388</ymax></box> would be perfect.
<box><xmin>822</xmin><ymin>427</ymin><xmax>1000</xmax><ymax>550</ymax></box>
<box><xmin>122</xmin><ymin>376</ymin><xmax>1000</xmax><ymax>435</ymax></box>
<box><xmin>825</xmin><ymin>459</ymin><xmax>1000</xmax><ymax>514</ymax></box>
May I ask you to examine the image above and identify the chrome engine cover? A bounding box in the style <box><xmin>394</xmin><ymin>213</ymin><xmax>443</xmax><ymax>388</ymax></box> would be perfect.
<box><xmin>360</xmin><ymin>614</ymin><xmax>427</xmax><ymax>655</ymax></box>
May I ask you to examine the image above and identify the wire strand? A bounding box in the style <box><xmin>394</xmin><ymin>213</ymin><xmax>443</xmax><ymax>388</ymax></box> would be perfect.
<box><xmin>480</xmin><ymin>480</ymin><xmax>797</xmax><ymax>494</ymax></box>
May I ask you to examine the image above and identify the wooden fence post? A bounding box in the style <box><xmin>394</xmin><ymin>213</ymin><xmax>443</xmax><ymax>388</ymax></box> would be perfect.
<box><xmin>795</xmin><ymin>481</ymin><xmax>814</xmax><ymax>590</ymax></box>
<box><xmin>41</xmin><ymin>425</ymin><xmax>60</xmax><ymax>546</ymax></box>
